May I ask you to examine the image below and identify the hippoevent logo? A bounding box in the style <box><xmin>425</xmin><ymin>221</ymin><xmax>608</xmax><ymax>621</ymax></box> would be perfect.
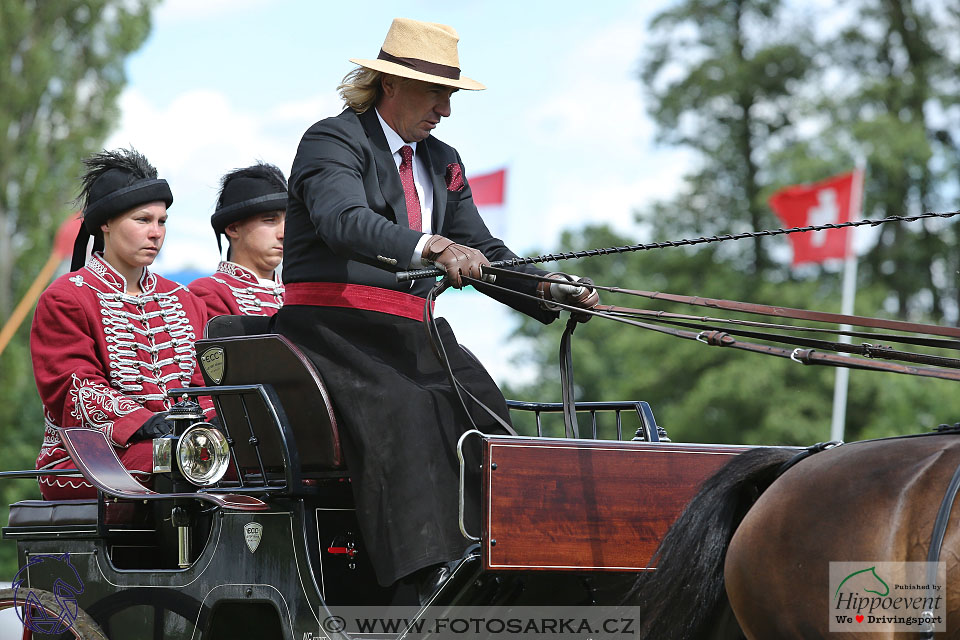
<box><xmin>12</xmin><ymin>553</ymin><xmax>85</xmax><ymax>635</ymax></box>
<box><xmin>829</xmin><ymin>562</ymin><xmax>945</xmax><ymax>633</ymax></box>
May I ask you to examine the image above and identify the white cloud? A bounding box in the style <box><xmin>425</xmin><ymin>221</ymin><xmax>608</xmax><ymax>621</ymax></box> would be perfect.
<box><xmin>509</xmin><ymin>7</ymin><xmax>692</xmax><ymax>252</ymax></box>
<box><xmin>267</xmin><ymin>94</ymin><xmax>342</xmax><ymax>125</ymax></box>
<box><xmin>104</xmin><ymin>86</ymin><xmax>333</xmax><ymax>273</ymax></box>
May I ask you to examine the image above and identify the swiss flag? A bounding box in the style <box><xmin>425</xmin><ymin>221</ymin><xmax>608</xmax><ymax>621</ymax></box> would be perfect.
<box><xmin>469</xmin><ymin>168</ymin><xmax>506</xmax><ymax>207</ymax></box>
<box><xmin>768</xmin><ymin>170</ymin><xmax>863</xmax><ymax>266</ymax></box>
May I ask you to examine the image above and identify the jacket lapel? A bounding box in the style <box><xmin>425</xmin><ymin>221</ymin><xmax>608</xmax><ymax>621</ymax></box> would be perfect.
<box><xmin>358</xmin><ymin>109</ymin><xmax>408</xmax><ymax>228</ymax></box>
<box><xmin>420</xmin><ymin>138</ymin><xmax>447</xmax><ymax>233</ymax></box>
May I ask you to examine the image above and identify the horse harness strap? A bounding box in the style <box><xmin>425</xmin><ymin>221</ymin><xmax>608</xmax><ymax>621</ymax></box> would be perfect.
<box><xmin>775</xmin><ymin>441</ymin><xmax>842</xmax><ymax>478</ymax></box>
<box><xmin>771</xmin><ymin>440</ymin><xmax>955</xmax><ymax>639</ymax></box>
<box><xmin>919</xmin><ymin>457</ymin><xmax>960</xmax><ymax>639</ymax></box>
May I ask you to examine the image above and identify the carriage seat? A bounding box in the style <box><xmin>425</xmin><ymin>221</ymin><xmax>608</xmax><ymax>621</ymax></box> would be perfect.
<box><xmin>194</xmin><ymin>321</ymin><xmax>345</xmax><ymax>474</ymax></box>
<box><xmin>7</xmin><ymin>499</ymin><xmax>151</xmax><ymax>529</ymax></box>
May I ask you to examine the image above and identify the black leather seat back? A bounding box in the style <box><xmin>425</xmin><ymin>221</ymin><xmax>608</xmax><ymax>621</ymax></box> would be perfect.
<box><xmin>204</xmin><ymin>314</ymin><xmax>272</xmax><ymax>339</ymax></box>
<box><xmin>194</xmin><ymin>333</ymin><xmax>343</xmax><ymax>471</ymax></box>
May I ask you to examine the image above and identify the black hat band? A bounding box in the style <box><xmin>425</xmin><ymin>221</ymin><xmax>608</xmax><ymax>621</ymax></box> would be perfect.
<box><xmin>83</xmin><ymin>179</ymin><xmax>174</xmax><ymax>232</ymax></box>
<box><xmin>72</xmin><ymin>178</ymin><xmax>173</xmax><ymax>271</ymax></box>
<box><xmin>211</xmin><ymin>192</ymin><xmax>288</xmax><ymax>235</ymax></box>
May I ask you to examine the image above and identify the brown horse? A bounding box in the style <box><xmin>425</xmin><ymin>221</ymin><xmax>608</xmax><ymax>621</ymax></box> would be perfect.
<box><xmin>627</xmin><ymin>433</ymin><xmax>960</xmax><ymax>639</ymax></box>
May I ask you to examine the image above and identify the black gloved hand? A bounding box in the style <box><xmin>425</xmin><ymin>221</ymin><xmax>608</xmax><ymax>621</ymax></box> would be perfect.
<box><xmin>131</xmin><ymin>411</ymin><xmax>172</xmax><ymax>442</ymax></box>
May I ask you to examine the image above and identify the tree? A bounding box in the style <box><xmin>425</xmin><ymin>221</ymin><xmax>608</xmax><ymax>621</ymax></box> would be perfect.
<box><xmin>773</xmin><ymin>0</ymin><xmax>960</xmax><ymax>321</ymax></box>
<box><xmin>640</xmin><ymin>0</ymin><xmax>818</xmax><ymax>275</ymax></box>
<box><xmin>0</xmin><ymin>0</ymin><xmax>157</xmax><ymax>575</ymax></box>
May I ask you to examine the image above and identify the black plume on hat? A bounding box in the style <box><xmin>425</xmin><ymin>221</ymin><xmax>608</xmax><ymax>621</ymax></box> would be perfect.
<box><xmin>71</xmin><ymin>148</ymin><xmax>173</xmax><ymax>271</ymax></box>
<box><xmin>212</xmin><ymin>162</ymin><xmax>288</xmax><ymax>252</ymax></box>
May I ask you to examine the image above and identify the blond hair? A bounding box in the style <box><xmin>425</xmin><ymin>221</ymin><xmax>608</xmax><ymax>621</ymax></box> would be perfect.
<box><xmin>338</xmin><ymin>67</ymin><xmax>384</xmax><ymax>113</ymax></box>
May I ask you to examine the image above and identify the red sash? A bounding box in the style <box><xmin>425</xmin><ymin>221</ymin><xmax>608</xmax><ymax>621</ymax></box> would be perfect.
<box><xmin>284</xmin><ymin>282</ymin><xmax>432</xmax><ymax>321</ymax></box>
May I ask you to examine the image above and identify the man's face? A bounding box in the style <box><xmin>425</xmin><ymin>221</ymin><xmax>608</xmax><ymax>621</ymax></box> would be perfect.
<box><xmin>226</xmin><ymin>210</ymin><xmax>285</xmax><ymax>278</ymax></box>
<box><xmin>379</xmin><ymin>77</ymin><xmax>458</xmax><ymax>143</ymax></box>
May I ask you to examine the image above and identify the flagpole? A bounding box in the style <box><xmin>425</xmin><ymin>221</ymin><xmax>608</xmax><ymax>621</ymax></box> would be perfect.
<box><xmin>829</xmin><ymin>158</ymin><xmax>866</xmax><ymax>442</ymax></box>
<box><xmin>0</xmin><ymin>212</ymin><xmax>81</xmax><ymax>359</ymax></box>
<box><xmin>0</xmin><ymin>252</ymin><xmax>61</xmax><ymax>358</ymax></box>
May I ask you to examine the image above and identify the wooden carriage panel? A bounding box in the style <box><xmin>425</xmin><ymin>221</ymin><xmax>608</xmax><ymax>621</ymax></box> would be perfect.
<box><xmin>482</xmin><ymin>438</ymin><xmax>753</xmax><ymax>571</ymax></box>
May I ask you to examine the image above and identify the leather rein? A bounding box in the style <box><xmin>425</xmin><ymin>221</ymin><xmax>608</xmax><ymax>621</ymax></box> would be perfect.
<box><xmin>472</xmin><ymin>268</ymin><xmax>960</xmax><ymax>383</ymax></box>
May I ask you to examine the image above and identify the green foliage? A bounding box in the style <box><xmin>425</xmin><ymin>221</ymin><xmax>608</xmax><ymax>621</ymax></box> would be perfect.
<box><xmin>779</xmin><ymin>0</ymin><xmax>960</xmax><ymax>320</ymax></box>
<box><xmin>0</xmin><ymin>0</ymin><xmax>156</xmax><ymax>577</ymax></box>
<box><xmin>640</xmin><ymin>0</ymin><xmax>960</xmax><ymax>321</ymax></box>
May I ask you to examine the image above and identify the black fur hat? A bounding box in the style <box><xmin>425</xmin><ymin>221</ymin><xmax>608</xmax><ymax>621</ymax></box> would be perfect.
<box><xmin>212</xmin><ymin>162</ymin><xmax>287</xmax><ymax>252</ymax></box>
<box><xmin>71</xmin><ymin>148</ymin><xmax>173</xmax><ymax>271</ymax></box>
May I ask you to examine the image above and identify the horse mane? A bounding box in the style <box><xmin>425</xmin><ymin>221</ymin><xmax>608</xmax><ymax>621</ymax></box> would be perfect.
<box><xmin>625</xmin><ymin>446</ymin><xmax>798</xmax><ymax>640</ymax></box>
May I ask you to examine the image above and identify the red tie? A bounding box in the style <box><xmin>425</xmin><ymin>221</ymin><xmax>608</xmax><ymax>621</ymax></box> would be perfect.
<box><xmin>398</xmin><ymin>145</ymin><xmax>421</xmax><ymax>232</ymax></box>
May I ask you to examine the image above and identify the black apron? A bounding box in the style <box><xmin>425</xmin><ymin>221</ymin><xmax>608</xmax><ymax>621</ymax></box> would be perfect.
<box><xmin>274</xmin><ymin>304</ymin><xmax>510</xmax><ymax>586</ymax></box>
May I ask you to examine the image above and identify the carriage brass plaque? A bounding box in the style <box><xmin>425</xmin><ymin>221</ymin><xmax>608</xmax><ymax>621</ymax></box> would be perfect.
<box><xmin>200</xmin><ymin>347</ymin><xmax>225</xmax><ymax>384</ymax></box>
<box><xmin>244</xmin><ymin>522</ymin><xmax>263</xmax><ymax>553</ymax></box>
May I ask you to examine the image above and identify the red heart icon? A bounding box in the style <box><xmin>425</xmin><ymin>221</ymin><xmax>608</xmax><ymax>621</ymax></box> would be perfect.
<box><xmin>856</xmin><ymin>615</ymin><xmax>864</xmax><ymax>623</ymax></box>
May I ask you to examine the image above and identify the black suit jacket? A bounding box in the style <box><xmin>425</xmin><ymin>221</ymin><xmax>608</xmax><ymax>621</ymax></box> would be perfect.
<box><xmin>285</xmin><ymin>107</ymin><xmax>556</xmax><ymax>322</ymax></box>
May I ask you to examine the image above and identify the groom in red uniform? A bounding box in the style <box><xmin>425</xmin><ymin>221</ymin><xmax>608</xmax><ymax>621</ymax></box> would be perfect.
<box><xmin>189</xmin><ymin>162</ymin><xmax>286</xmax><ymax>318</ymax></box>
<box><xmin>32</xmin><ymin>148</ymin><xmax>214</xmax><ymax>499</ymax></box>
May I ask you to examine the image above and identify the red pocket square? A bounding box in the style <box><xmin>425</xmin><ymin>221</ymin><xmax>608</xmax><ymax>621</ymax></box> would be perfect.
<box><xmin>445</xmin><ymin>163</ymin><xmax>464</xmax><ymax>192</ymax></box>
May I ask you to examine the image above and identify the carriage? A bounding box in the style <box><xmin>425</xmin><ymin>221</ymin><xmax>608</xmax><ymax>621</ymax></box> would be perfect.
<box><xmin>7</xmin><ymin>210</ymin><xmax>960</xmax><ymax>639</ymax></box>
<box><xmin>0</xmin><ymin>311</ymin><xmax>753</xmax><ymax>640</ymax></box>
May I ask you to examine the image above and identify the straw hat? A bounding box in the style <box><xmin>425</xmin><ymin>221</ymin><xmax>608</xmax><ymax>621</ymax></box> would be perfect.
<box><xmin>350</xmin><ymin>18</ymin><xmax>485</xmax><ymax>91</ymax></box>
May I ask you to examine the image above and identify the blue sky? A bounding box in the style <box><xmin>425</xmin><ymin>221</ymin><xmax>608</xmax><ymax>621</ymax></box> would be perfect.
<box><xmin>105</xmin><ymin>0</ymin><xmax>691</xmax><ymax>382</ymax></box>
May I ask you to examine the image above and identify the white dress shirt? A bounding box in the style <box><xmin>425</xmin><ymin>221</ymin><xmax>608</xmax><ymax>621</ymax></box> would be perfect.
<box><xmin>376</xmin><ymin>109</ymin><xmax>433</xmax><ymax>267</ymax></box>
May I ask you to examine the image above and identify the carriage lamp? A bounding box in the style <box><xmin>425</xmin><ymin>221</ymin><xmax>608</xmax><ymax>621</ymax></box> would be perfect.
<box><xmin>176</xmin><ymin>424</ymin><xmax>230</xmax><ymax>486</ymax></box>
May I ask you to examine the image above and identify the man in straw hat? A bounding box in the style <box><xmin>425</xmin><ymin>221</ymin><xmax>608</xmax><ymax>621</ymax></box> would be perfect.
<box><xmin>31</xmin><ymin>148</ymin><xmax>215</xmax><ymax>499</ymax></box>
<box><xmin>189</xmin><ymin>162</ymin><xmax>286</xmax><ymax>318</ymax></box>
<box><xmin>276</xmin><ymin>18</ymin><xmax>599</xmax><ymax>600</ymax></box>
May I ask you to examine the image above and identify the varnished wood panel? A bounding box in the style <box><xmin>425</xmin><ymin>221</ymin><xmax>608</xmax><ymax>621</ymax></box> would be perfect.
<box><xmin>482</xmin><ymin>438</ymin><xmax>754</xmax><ymax>571</ymax></box>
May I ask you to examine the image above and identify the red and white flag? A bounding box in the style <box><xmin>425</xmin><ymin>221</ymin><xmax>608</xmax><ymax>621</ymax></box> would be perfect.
<box><xmin>469</xmin><ymin>168</ymin><xmax>506</xmax><ymax>207</ymax></box>
<box><xmin>768</xmin><ymin>170</ymin><xmax>863</xmax><ymax>266</ymax></box>
<box><xmin>469</xmin><ymin>168</ymin><xmax>507</xmax><ymax>239</ymax></box>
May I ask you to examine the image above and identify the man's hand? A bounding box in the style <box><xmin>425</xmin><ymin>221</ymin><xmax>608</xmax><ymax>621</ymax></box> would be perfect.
<box><xmin>422</xmin><ymin>235</ymin><xmax>491</xmax><ymax>289</ymax></box>
<box><xmin>537</xmin><ymin>272</ymin><xmax>601</xmax><ymax>322</ymax></box>
<box><xmin>131</xmin><ymin>411</ymin><xmax>172</xmax><ymax>442</ymax></box>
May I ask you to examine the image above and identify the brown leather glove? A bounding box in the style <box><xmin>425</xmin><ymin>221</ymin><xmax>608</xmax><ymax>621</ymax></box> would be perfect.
<box><xmin>537</xmin><ymin>272</ymin><xmax>601</xmax><ymax>322</ymax></box>
<box><xmin>422</xmin><ymin>235</ymin><xmax>491</xmax><ymax>289</ymax></box>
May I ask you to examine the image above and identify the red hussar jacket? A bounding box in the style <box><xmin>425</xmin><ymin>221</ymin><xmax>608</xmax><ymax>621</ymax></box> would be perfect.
<box><xmin>31</xmin><ymin>254</ymin><xmax>213</xmax><ymax>498</ymax></box>
<box><xmin>188</xmin><ymin>261</ymin><xmax>284</xmax><ymax>317</ymax></box>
